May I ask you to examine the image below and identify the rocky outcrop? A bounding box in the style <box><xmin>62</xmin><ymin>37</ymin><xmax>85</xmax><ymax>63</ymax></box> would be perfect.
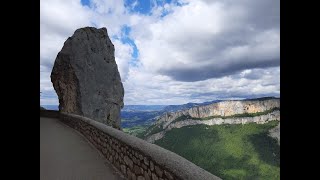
<box><xmin>146</xmin><ymin>110</ymin><xmax>280</xmax><ymax>143</ymax></box>
<box><xmin>51</xmin><ymin>27</ymin><xmax>124</xmax><ymax>129</ymax></box>
<box><xmin>146</xmin><ymin>131</ymin><xmax>167</xmax><ymax>144</ymax></box>
<box><xmin>269</xmin><ymin>123</ymin><xmax>280</xmax><ymax>145</ymax></box>
<box><xmin>144</xmin><ymin>98</ymin><xmax>280</xmax><ymax>143</ymax></box>
<box><xmin>155</xmin><ymin>98</ymin><xmax>280</xmax><ymax>130</ymax></box>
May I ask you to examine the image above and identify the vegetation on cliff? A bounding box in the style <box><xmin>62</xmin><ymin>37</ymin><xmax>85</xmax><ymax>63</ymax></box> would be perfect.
<box><xmin>171</xmin><ymin>107</ymin><xmax>280</xmax><ymax>123</ymax></box>
<box><xmin>155</xmin><ymin>121</ymin><xmax>280</xmax><ymax>180</ymax></box>
<box><xmin>144</xmin><ymin>122</ymin><xmax>164</xmax><ymax>136</ymax></box>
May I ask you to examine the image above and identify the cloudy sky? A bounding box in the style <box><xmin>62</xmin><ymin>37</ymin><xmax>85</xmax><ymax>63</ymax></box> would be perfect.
<box><xmin>40</xmin><ymin>0</ymin><xmax>280</xmax><ymax>105</ymax></box>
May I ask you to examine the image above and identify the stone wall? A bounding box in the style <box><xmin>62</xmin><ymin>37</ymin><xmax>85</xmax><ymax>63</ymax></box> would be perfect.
<box><xmin>40</xmin><ymin>111</ymin><xmax>220</xmax><ymax>180</ymax></box>
<box><xmin>40</xmin><ymin>110</ymin><xmax>60</xmax><ymax>118</ymax></box>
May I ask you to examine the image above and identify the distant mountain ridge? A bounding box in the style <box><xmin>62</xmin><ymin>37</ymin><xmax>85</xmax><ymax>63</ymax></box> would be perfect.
<box><xmin>41</xmin><ymin>97</ymin><xmax>280</xmax><ymax>129</ymax></box>
<box><xmin>41</xmin><ymin>105</ymin><xmax>59</xmax><ymax>110</ymax></box>
<box><xmin>122</xmin><ymin>101</ymin><xmax>224</xmax><ymax>113</ymax></box>
<box><xmin>121</xmin><ymin>105</ymin><xmax>166</xmax><ymax>112</ymax></box>
<box><xmin>121</xmin><ymin>101</ymin><xmax>224</xmax><ymax>128</ymax></box>
<box><xmin>42</xmin><ymin>101</ymin><xmax>223</xmax><ymax>113</ymax></box>
<box><xmin>162</xmin><ymin>100</ymin><xmax>223</xmax><ymax>112</ymax></box>
<box><xmin>144</xmin><ymin>97</ymin><xmax>280</xmax><ymax>143</ymax></box>
<box><xmin>162</xmin><ymin>97</ymin><xmax>279</xmax><ymax>112</ymax></box>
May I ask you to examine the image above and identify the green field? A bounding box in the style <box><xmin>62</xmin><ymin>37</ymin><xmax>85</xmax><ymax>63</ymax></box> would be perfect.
<box><xmin>155</xmin><ymin>121</ymin><xmax>280</xmax><ymax>180</ymax></box>
<box><xmin>123</xmin><ymin>126</ymin><xmax>147</xmax><ymax>138</ymax></box>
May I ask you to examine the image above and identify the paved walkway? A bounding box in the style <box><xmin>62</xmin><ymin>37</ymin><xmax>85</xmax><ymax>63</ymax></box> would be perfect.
<box><xmin>40</xmin><ymin>117</ymin><xmax>124</xmax><ymax>180</ymax></box>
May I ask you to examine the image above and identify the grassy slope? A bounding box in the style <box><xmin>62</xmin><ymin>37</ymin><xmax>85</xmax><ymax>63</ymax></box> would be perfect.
<box><xmin>123</xmin><ymin>126</ymin><xmax>147</xmax><ymax>138</ymax></box>
<box><xmin>123</xmin><ymin>122</ymin><xmax>164</xmax><ymax>139</ymax></box>
<box><xmin>155</xmin><ymin>121</ymin><xmax>280</xmax><ymax>180</ymax></box>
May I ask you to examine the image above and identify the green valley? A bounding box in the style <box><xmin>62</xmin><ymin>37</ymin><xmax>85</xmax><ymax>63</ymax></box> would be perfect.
<box><xmin>122</xmin><ymin>125</ymin><xmax>147</xmax><ymax>138</ymax></box>
<box><xmin>154</xmin><ymin>121</ymin><xmax>280</xmax><ymax>180</ymax></box>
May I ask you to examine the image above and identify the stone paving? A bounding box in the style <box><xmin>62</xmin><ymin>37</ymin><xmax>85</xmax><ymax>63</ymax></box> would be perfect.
<box><xmin>40</xmin><ymin>117</ymin><xmax>124</xmax><ymax>180</ymax></box>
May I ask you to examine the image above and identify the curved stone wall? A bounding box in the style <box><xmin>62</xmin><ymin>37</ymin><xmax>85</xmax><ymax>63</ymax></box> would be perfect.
<box><xmin>40</xmin><ymin>110</ymin><xmax>221</xmax><ymax>180</ymax></box>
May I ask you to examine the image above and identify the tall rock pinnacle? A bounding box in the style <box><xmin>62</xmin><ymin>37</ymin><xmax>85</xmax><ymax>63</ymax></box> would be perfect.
<box><xmin>51</xmin><ymin>27</ymin><xmax>124</xmax><ymax>129</ymax></box>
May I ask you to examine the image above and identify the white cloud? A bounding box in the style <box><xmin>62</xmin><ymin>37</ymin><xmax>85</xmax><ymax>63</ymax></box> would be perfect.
<box><xmin>40</xmin><ymin>65</ymin><xmax>58</xmax><ymax>105</ymax></box>
<box><xmin>123</xmin><ymin>66</ymin><xmax>279</xmax><ymax>105</ymax></box>
<box><xmin>40</xmin><ymin>0</ymin><xmax>133</xmax><ymax>105</ymax></box>
<box><xmin>120</xmin><ymin>0</ymin><xmax>280</xmax><ymax>104</ymax></box>
<box><xmin>131</xmin><ymin>0</ymin><xmax>139</xmax><ymax>9</ymax></box>
<box><xmin>130</xmin><ymin>0</ymin><xmax>280</xmax><ymax>81</ymax></box>
<box><xmin>113</xmin><ymin>39</ymin><xmax>134</xmax><ymax>81</ymax></box>
<box><xmin>40</xmin><ymin>0</ymin><xmax>280</xmax><ymax>105</ymax></box>
<box><xmin>40</xmin><ymin>0</ymin><xmax>92</xmax><ymax>66</ymax></box>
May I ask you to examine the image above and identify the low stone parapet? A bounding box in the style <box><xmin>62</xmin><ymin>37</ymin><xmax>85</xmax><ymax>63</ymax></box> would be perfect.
<box><xmin>54</xmin><ymin>112</ymin><xmax>221</xmax><ymax>180</ymax></box>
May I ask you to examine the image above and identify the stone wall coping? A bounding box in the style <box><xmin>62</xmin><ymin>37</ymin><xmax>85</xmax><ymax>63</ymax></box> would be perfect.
<box><xmin>60</xmin><ymin>112</ymin><xmax>221</xmax><ymax>180</ymax></box>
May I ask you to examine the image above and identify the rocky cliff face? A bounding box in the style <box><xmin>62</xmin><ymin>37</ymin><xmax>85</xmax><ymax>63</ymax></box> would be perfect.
<box><xmin>269</xmin><ymin>123</ymin><xmax>280</xmax><ymax>145</ymax></box>
<box><xmin>146</xmin><ymin>110</ymin><xmax>280</xmax><ymax>143</ymax></box>
<box><xmin>155</xmin><ymin>98</ymin><xmax>280</xmax><ymax>129</ymax></box>
<box><xmin>51</xmin><ymin>27</ymin><xmax>124</xmax><ymax>129</ymax></box>
<box><xmin>145</xmin><ymin>98</ymin><xmax>280</xmax><ymax>142</ymax></box>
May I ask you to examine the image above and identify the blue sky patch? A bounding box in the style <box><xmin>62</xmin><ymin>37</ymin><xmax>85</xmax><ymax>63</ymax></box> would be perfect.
<box><xmin>125</xmin><ymin>0</ymin><xmax>152</xmax><ymax>14</ymax></box>
<box><xmin>121</xmin><ymin>25</ymin><xmax>139</xmax><ymax>65</ymax></box>
<box><xmin>80</xmin><ymin>0</ymin><xmax>91</xmax><ymax>7</ymax></box>
<box><xmin>124</xmin><ymin>0</ymin><xmax>181</xmax><ymax>15</ymax></box>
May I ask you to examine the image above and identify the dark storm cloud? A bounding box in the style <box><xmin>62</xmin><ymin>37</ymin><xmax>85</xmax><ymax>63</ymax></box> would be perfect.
<box><xmin>155</xmin><ymin>0</ymin><xmax>280</xmax><ymax>82</ymax></box>
<box><xmin>162</xmin><ymin>57</ymin><xmax>279</xmax><ymax>82</ymax></box>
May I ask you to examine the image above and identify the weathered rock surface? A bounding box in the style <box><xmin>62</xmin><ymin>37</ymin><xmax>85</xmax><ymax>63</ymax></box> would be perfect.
<box><xmin>145</xmin><ymin>98</ymin><xmax>280</xmax><ymax>142</ymax></box>
<box><xmin>269</xmin><ymin>123</ymin><xmax>280</xmax><ymax>145</ymax></box>
<box><xmin>146</xmin><ymin>110</ymin><xmax>280</xmax><ymax>143</ymax></box>
<box><xmin>51</xmin><ymin>27</ymin><xmax>124</xmax><ymax>129</ymax></box>
<box><xmin>155</xmin><ymin>98</ymin><xmax>280</xmax><ymax>130</ymax></box>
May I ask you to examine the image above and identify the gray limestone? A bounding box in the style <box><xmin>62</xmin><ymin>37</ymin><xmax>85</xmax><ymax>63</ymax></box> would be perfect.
<box><xmin>269</xmin><ymin>123</ymin><xmax>280</xmax><ymax>145</ymax></box>
<box><xmin>51</xmin><ymin>27</ymin><xmax>124</xmax><ymax>129</ymax></box>
<box><xmin>154</xmin><ymin>98</ymin><xmax>280</xmax><ymax>130</ymax></box>
<box><xmin>146</xmin><ymin>111</ymin><xmax>280</xmax><ymax>143</ymax></box>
